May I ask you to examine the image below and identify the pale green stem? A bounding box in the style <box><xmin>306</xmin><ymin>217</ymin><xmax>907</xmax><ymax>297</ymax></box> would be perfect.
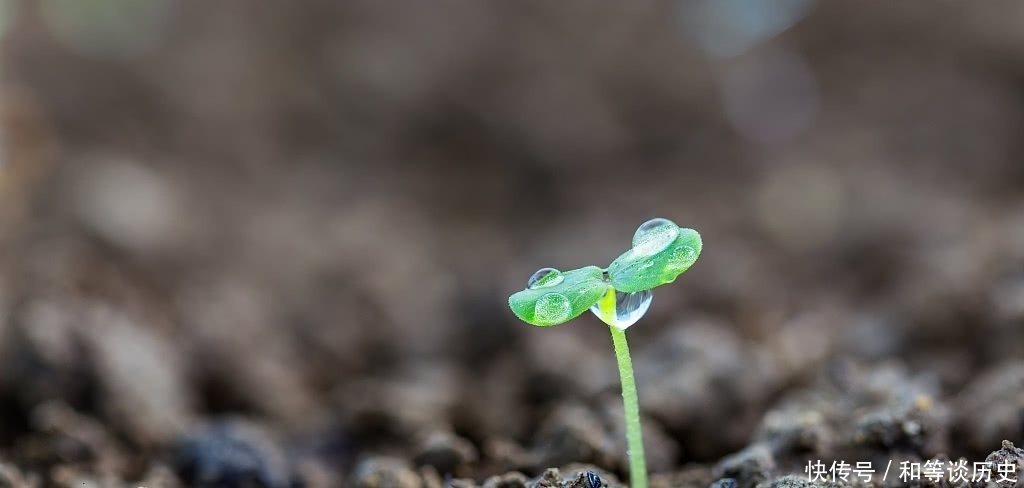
<box><xmin>598</xmin><ymin>287</ymin><xmax>648</xmax><ymax>488</ymax></box>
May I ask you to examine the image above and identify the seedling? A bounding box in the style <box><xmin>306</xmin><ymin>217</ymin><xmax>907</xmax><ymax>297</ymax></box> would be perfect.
<box><xmin>508</xmin><ymin>218</ymin><xmax>702</xmax><ymax>488</ymax></box>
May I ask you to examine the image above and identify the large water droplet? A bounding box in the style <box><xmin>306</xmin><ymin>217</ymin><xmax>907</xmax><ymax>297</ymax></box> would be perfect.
<box><xmin>590</xmin><ymin>289</ymin><xmax>653</xmax><ymax>329</ymax></box>
<box><xmin>535</xmin><ymin>293</ymin><xmax>572</xmax><ymax>324</ymax></box>
<box><xmin>527</xmin><ymin>267</ymin><xmax>564</xmax><ymax>289</ymax></box>
<box><xmin>632</xmin><ymin>218</ymin><xmax>679</xmax><ymax>257</ymax></box>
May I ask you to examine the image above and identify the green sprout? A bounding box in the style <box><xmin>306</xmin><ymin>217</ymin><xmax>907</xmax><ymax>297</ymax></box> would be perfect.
<box><xmin>508</xmin><ymin>218</ymin><xmax>702</xmax><ymax>488</ymax></box>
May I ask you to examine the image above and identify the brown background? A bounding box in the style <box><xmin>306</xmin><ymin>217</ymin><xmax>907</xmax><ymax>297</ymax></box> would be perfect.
<box><xmin>0</xmin><ymin>1</ymin><xmax>1022</xmax><ymax>486</ymax></box>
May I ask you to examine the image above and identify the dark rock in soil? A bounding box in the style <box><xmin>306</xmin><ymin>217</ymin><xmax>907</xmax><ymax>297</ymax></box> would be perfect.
<box><xmin>172</xmin><ymin>419</ymin><xmax>290</xmax><ymax>488</ymax></box>
<box><xmin>985</xmin><ymin>441</ymin><xmax>1024</xmax><ymax>488</ymax></box>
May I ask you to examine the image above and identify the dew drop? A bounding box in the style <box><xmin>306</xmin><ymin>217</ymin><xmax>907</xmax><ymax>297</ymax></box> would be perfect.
<box><xmin>527</xmin><ymin>267</ymin><xmax>564</xmax><ymax>289</ymax></box>
<box><xmin>590</xmin><ymin>289</ymin><xmax>653</xmax><ymax>329</ymax></box>
<box><xmin>632</xmin><ymin>218</ymin><xmax>679</xmax><ymax>257</ymax></box>
<box><xmin>535</xmin><ymin>293</ymin><xmax>572</xmax><ymax>324</ymax></box>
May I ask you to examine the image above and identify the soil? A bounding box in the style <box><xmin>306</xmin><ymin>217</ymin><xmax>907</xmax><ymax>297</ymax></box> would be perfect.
<box><xmin>0</xmin><ymin>1</ymin><xmax>1023</xmax><ymax>487</ymax></box>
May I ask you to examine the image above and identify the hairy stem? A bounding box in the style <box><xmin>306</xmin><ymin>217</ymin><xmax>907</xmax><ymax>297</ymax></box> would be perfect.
<box><xmin>603</xmin><ymin>290</ymin><xmax>648</xmax><ymax>488</ymax></box>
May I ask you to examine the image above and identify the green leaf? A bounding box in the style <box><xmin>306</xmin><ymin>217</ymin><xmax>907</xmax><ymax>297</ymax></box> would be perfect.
<box><xmin>508</xmin><ymin>266</ymin><xmax>611</xmax><ymax>326</ymax></box>
<box><xmin>608</xmin><ymin>223</ymin><xmax>702</xmax><ymax>293</ymax></box>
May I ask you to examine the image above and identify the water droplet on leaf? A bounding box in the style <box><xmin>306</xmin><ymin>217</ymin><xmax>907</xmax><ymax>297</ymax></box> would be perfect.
<box><xmin>590</xmin><ymin>289</ymin><xmax>653</xmax><ymax>329</ymax></box>
<box><xmin>527</xmin><ymin>267</ymin><xmax>564</xmax><ymax>289</ymax></box>
<box><xmin>632</xmin><ymin>218</ymin><xmax>679</xmax><ymax>257</ymax></box>
<box><xmin>535</xmin><ymin>293</ymin><xmax>572</xmax><ymax>324</ymax></box>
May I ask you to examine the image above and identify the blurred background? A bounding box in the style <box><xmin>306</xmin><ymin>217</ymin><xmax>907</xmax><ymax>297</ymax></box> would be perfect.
<box><xmin>0</xmin><ymin>0</ymin><xmax>1023</xmax><ymax>486</ymax></box>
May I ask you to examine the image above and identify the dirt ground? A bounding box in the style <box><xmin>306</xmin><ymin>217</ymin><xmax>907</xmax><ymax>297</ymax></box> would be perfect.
<box><xmin>0</xmin><ymin>1</ymin><xmax>1023</xmax><ymax>487</ymax></box>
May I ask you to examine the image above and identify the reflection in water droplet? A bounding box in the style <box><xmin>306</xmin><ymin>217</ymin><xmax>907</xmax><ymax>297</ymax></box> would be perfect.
<box><xmin>635</xmin><ymin>217</ymin><xmax>675</xmax><ymax>236</ymax></box>
<box><xmin>527</xmin><ymin>267</ymin><xmax>564</xmax><ymax>289</ymax></box>
<box><xmin>590</xmin><ymin>289</ymin><xmax>653</xmax><ymax>329</ymax></box>
<box><xmin>632</xmin><ymin>218</ymin><xmax>679</xmax><ymax>257</ymax></box>
<box><xmin>535</xmin><ymin>293</ymin><xmax>572</xmax><ymax>324</ymax></box>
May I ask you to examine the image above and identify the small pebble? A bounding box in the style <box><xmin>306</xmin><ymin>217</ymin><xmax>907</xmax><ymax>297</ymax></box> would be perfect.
<box><xmin>172</xmin><ymin>419</ymin><xmax>289</xmax><ymax>488</ymax></box>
